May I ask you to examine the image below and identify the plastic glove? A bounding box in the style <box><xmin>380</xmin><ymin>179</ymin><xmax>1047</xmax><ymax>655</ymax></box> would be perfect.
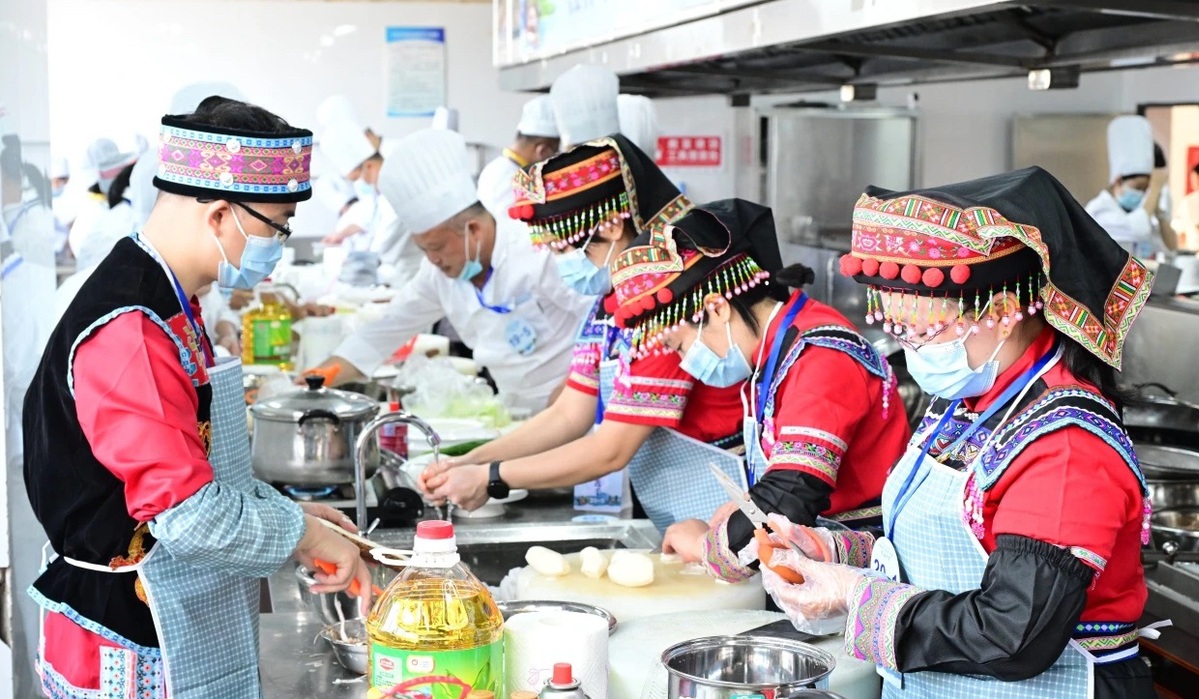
<box><xmin>766</xmin><ymin>513</ymin><xmax>837</xmax><ymax>563</ymax></box>
<box><xmin>760</xmin><ymin>547</ymin><xmax>864</xmax><ymax>636</ymax></box>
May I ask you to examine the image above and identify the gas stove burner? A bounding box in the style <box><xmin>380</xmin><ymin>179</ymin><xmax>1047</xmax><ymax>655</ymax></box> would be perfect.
<box><xmin>283</xmin><ymin>485</ymin><xmax>339</xmax><ymax>501</ymax></box>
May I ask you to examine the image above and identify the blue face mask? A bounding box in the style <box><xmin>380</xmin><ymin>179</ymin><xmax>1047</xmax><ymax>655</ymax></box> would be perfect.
<box><xmin>458</xmin><ymin>223</ymin><xmax>484</xmax><ymax>283</ymax></box>
<box><xmin>215</xmin><ymin>207</ymin><xmax>284</xmax><ymax>290</ymax></box>
<box><xmin>679</xmin><ymin>317</ymin><xmax>753</xmax><ymax>388</ymax></box>
<box><xmin>1117</xmin><ymin>187</ymin><xmax>1146</xmax><ymax>212</ymax></box>
<box><xmin>553</xmin><ymin>239</ymin><xmax>614</xmax><ymax>296</ymax></box>
<box><xmin>353</xmin><ymin>178</ymin><xmax>376</xmax><ymax>204</ymax></box>
<box><xmin>903</xmin><ymin>335</ymin><xmax>1006</xmax><ymax>400</ymax></box>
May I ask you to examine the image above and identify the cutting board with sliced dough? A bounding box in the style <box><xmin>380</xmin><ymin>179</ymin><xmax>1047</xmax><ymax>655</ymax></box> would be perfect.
<box><xmin>514</xmin><ymin>550</ymin><xmax>765</xmax><ymax>624</ymax></box>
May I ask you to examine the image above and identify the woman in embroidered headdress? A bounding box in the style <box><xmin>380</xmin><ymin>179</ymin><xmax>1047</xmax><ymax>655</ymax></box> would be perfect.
<box><xmin>420</xmin><ymin>135</ymin><xmax>751</xmax><ymax>534</ymax></box>
<box><xmin>607</xmin><ymin>198</ymin><xmax>910</xmax><ymax>582</ymax></box>
<box><xmin>761</xmin><ymin>166</ymin><xmax>1157</xmax><ymax>698</ymax></box>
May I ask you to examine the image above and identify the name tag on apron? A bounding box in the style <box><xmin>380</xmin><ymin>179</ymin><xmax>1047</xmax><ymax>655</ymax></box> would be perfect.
<box><xmin>870</xmin><ymin>536</ymin><xmax>902</xmax><ymax>583</ymax></box>
<box><xmin>505</xmin><ymin>317</ymin><xmax>537</xmax><ymax>355</ymax></box>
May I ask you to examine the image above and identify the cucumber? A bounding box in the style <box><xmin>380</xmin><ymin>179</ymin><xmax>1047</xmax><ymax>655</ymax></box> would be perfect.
<box><xmin>437</xmin><ymin>439</ymin><xmax>492</xmax><ymax>458</ymax></box>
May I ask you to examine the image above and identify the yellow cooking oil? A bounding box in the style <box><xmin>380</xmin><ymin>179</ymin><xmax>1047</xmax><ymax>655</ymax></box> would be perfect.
<box><xmin>366</xmin><ymin>521</ymin><xmax>504</xmax><ymax>699</ymax></box>
<box><xmin>241</xmin><ymin>288</ymin><xmax>293</xmax><ymax>370</ymax></box>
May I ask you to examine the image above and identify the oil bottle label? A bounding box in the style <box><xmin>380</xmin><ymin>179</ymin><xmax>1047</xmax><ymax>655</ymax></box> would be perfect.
<box><xmin>250</xmin><ymin>318</ymin><xmax>291</xmax><ymax>362</ymax></box>
<box><xmin>369</xmin><ymin>640</ymin><xmax>502</xmax><ymax>699</ymax></box>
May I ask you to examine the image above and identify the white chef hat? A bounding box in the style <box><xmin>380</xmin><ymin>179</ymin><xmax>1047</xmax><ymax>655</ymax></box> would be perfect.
<box><xmin>49</xmin><ymin>155</ymin><xmax>70</xmax><ymax>180</ymax></box>
<box><xmin>169</xmin><ymin>82</ymin><xmax>245</xmax><ymax>114</ymax></box>
<box><xmin>516</xmin><ymin>95</ymin><xmax>558</xmax><ymax>138</ymax></box>
<box><xmin>432</xmin><ymin>107</ymin><xmax>460</xmax><ymax>132</ymax></box>
<box><xmin>1107</xmin><ymin>115</ymin><xmax>1154</xmax><ymax>183</ymax></box>
<box><xmin>550</xmin><ymin>64</ymin><xmax>620</xmax><ymax>148</ymax></box>
<box><xmin>313</xmin><ymin>173</ymin><xmax>356</xmax><ymax>211</ymax></box>
<box><xmin>617</xmin><ymin>94</ymin><xmax>659</xmax><ymax>158</ymax></box>
<box><xmin>320</xmin><ymin>119</ymin><xmax>377</xmax><ymax>178</ymax></box>
<box><xmin>86</xmin><ymin>138</ymin><xmax>137</xmax><ymax>195</ymax></box>
<box><xmin>378</xmin><ymin>128</ymin><xmax>477</xmax><ymax>234</ymax></box>
<box><xmin>317</xmin><ymin>95</ymin><xmax>362</xmax><ymax>131</ymax></box>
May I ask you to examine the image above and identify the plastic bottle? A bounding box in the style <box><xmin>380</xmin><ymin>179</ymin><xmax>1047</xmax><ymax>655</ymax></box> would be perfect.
<box><xmin>379</xmin><ymin>400</ymin><xmax>408</xmax><ymax>459</ymax></box>
<box><xmin>537</xmin><ymin>664</ymin><xmax>589</xmax><ymax>699</ymax></box>
<box><xmin>366</xmin><ymin>521</ymin><xmax>504</xmax><ymax>698</ymax></box>
<box><xmin>241</xmin><ymin>284</ymin><xmax>293</xmax><ymax>370</ymax></box>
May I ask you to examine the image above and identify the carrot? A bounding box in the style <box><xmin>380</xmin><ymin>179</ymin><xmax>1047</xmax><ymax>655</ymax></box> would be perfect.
<box><xmin>754</xmin><ymin>528</ymin><xmax>805</xmax><ymax>584</ymax></box>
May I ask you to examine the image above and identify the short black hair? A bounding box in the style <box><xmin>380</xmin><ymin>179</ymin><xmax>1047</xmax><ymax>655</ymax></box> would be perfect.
<box><xmin>177</xmin><ymin>95</ymin><xmax>297</xmax><ymax>135</ymax></box>
<box><xmin>0</xmin><ymin>134</ymin><xmax>21</xmax><ymax>182</ymax></box>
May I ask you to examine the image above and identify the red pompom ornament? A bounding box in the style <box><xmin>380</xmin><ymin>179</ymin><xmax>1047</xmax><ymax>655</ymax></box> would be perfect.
<box><xmin>950</xmin><ymin>264</ymin><xmax>972</xmax><ymax>285</ymax></box>
<box><xmin>656</xmin><ymin>288</ymin><xmax>674</xmax><ymax>304</ymax></box>
<box><xmin>639</xmin><ymin>296</ymin><xmax>656</xmax><ymax>312</ymax></box>
<box><xmin>508</xmin><ymin>203</ymin><xmax>535</xmax><ymax>221</ymax></box>
<box><xmin>603</xmin><ymin>295</ymin><xmax>620</xmax><ymax>315</ymax></box>
<box><xmin>861</xmin><ymin>258</ymin><xmax>880</xmax><ymax>277</ymax></box>
<box><xmin>901</xmin><ymin>265</ymin><xmax>922</xmax><ymax>284</ymax></box>
<box><xmin>840</xmin><ymin>255</ymin><xmax>863</xmax><ymax>276</ymax></box>
<box><xmin>922</xmin><ymin>268</ymin><xmax>945</xmax><ymax>288</ymax></box>
<box><xmin>880</xmin><ymin>262</ymin><xmax>900</xmax><ymax>280</ymax></box>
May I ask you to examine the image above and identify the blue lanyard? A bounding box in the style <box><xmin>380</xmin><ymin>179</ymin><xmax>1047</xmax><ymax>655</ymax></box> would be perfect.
<box><xmin>754</xmin><ymin>293</ymin><xmax>808</xmax><ymax>422</ymax></box>
<box><xmin>594</xmin><ymin>322</ymin><xmax>621</xmax><ymax>425</ymax></box>
<box><xmin>885</xmin><ymin>339</ymin><xmax>1060</xmax><ymax>536</ymax></box>
<box><xmin>474</xmin><ymin>268</ymin><xmax>515</xmax><ymax>314</ymax></box>
<box><xmin>168</xmin><ymin>273</ymin><xmax>212</xmax><ymax>367</ymax></box>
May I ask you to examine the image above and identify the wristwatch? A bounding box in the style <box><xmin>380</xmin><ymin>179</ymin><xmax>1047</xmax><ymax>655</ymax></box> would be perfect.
<box><xmin>486</xmin><ymin>461</ymin><xmax>510</xmax><ymax>500</ymax></box>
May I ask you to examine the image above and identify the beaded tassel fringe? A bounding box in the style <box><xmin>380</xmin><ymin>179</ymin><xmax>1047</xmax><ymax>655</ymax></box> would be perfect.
<box><xmin>529</xmin><ymin>192</ymin><xmax>632</xmax><ymax>251</ymax></box>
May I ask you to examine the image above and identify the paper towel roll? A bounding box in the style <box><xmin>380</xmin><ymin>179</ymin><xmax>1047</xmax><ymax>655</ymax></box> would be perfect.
<box><xmin>505</xmin><ymin>611</ymin><xmax>608</xmax><ymax>699</ymax></box>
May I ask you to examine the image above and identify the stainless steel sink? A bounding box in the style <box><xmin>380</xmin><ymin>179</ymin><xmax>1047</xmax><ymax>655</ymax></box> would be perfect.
<box><xmin>266</xmin><ymin>519</ymin><xmax>662</xmax><ymax>615</ymax></box>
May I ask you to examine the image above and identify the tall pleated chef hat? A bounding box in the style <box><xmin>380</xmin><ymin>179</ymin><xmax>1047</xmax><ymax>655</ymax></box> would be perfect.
<box><xmin>1107</xmin><ymin>115</ymin><xmax>1154</xmax><ymax>184</ymax></box>
<box><xmin>86</xmin><ymin>138</ymin><xmax>138</xmax><ymax>195</ymax></box>
<box><xmin>609</xmin><ymin>198</ymin><xmax>785</xmax><ymax>358</ymax></box>
<box><xmin>317</xmin><ymin>95</ymin><xmax>362</xmax><ymax>132</ymax></box>
<box><xmin>838</xmin><ymin>166</ymin><xmax>1154</xmax><ymax>369</ymax></box>
<box><xmin>550</xmin><ymin>64</ymin><xmax>620</xmax><ymax>148</ymax></box>
<box><xmin>509</xmin><ymin>133</ymin><xmax>692</xmax><ymax>252</ymax></box>
<box><xmin>154</xmin><ymin>97</ymin><xmax>313</xmax><ymax>204</ymax></box>
<box><xmin>319</xmin><ymin>118</ymin><xmax>376</xmax><ymax>178</ymax></box>
<box><xmin>378</xmin><ymin>127</ymin><xmax>478</xmax><ymax>234</ymax></box>
<box><xmin>617</xmin><ymin>95</ymin><xmax>659</xmax><ymax>159</ymax></box>
<box><xmin>48</xmin><ymin>155</ymin><xmax>70</xmax><ymax>180</ymax></box>
<box><xmin>517</xmin><ymin>95</ymin><xmax>558</xmax><ymax>139</ymax></box>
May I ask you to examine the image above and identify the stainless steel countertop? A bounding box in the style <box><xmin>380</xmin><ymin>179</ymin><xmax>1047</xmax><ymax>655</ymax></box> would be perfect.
<box><xmin>260</xmin><ymin>611</ymin><xmax>367</xmax><ymax>698</ymax></box>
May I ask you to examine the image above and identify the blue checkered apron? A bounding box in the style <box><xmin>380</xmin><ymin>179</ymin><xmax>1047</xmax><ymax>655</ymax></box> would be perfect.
<box><xmin>135</xmin><ymin>356</ymin><xmax>265</xmax><ymax>697</ymax></box>
<box><xmin>599</xmin><ymin>359</ymin><xmax>746</xmax><ymax>533</ymax></box>
<box><xmin>878</xmin><ymin>425</ymin><xmax>1092</xmax><ymax>698</ymax></box>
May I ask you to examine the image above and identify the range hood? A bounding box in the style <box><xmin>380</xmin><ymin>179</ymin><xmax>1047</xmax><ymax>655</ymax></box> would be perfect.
<box><xmin>497</xmin><ymin>0</ymin><xmax>1199</xmax><ymax>97</ymax></box>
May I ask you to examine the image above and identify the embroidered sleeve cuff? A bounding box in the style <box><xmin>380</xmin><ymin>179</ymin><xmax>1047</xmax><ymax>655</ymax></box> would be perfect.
<box><xmin>701</xmin><ymin>521</ymin><xmax>756</xmax><ymax>583</ymax></box>
<box><xmin>767</xmin><ymin>439</ymin><xmax>845</xmax><ymax>487</ymax></box>
<box><xmin>845</xmin><ymin>577</ymin><xmax>924</xmax><ymax>671</ymax></box>
<box><xmin>566</xmin><ymin>371</ymin><xmax>599</xmax><ymax>396</ymax></box>
<box><xmin>831</xmin><ymin>530</ymin><xmax>876</xmax><ymax>568</ymax></box>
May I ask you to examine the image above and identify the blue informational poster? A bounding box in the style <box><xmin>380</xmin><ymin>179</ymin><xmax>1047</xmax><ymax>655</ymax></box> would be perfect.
<box><xmin>385</xmin><ymin>26</ymin><xmax>447</xmax><ymax>118</ymax></box>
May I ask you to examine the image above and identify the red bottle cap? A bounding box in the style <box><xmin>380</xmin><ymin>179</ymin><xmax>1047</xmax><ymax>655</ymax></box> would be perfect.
<box><xmin>416</xmin><ymin>520</ymin><xmax>454</xmax><ymax>540</ymax></box>
<box><xmin>551</xmin><ymin>663</ymin><xmax>574</xmax><ymax>686</ymax></box>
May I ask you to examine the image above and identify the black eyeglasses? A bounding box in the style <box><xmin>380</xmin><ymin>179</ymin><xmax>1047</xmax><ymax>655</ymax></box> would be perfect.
<box><xmin>196</xmin><ymin>198</ymin><xmax>292</xmax><ymax>242</ymax></box>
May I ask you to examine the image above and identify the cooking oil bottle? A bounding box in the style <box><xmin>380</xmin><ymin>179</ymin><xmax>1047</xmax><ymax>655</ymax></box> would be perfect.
<box><xmin>366</xmin><ymin>521</ymin><xmax>504</xmax><ymax>699</ymax></box>
<box><xmin>241</xmin><ymin>285</ymin><xmax>293</xmax><ymax>370</ymax></box>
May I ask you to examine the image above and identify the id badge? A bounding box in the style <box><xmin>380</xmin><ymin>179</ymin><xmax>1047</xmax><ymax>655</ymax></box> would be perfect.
<box><xmin>869</xmin><ymin>536</ymin><xmax>902</xmax><ymax>583</ymax></box>
<box><xmin>505</xmin><ymin>317</ymin><xmax>537</xmax><ymax>355</ymax></box>
<box><xmin>573</xmin><ymin>471</ymin><xmax>626</xmax><ymax>514</ymax></box>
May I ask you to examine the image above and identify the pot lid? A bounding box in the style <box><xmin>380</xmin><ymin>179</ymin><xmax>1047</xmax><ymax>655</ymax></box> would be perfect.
<box><xmin>1136</xmin><ymin>444</ymin><xmax>1199</xmax><ymax>480</ymax></box>
<box><xmin>250</xmin><ymin>375</ymin><xmax>379</xmax><ymax>421</ymax></box>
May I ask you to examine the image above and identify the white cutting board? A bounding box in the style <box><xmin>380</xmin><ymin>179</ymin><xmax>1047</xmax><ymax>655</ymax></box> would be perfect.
<box><xmin>608</xmin><ymin>610</ymin><xmax>881</xmax><ymax>699</ymax></box>
<box><xmin>514</xmin><ymin>552</ymin><xmax>765</xmax><ymax>624</ymax></box>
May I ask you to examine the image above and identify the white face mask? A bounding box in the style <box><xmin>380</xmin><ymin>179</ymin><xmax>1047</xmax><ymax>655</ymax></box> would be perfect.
<box><xmin>904</xmin><ymin>334</ymin><xmax>1007</xmax><ymax>400</ymax></box>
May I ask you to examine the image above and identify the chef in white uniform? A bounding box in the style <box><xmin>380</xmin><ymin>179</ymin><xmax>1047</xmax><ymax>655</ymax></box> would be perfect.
<box><xmin>617</xmin><ymin>94</ymin><xmax>660</xmax><ymax>158</ymax></box>
<box><xmin>1086</xmin><ymin>114</ymin><xmax>1166</xmax><ymax>257</ymax></box>
<box><xmin>476</xmin><ymin>96</ymin><xmax>560</xmax><ymax>217</ymax></box>
<box><xmin>307</xmin><ymin>128</ymin><xmax>592</xmax><ymax>412</ymax></box>
<box><xmin>550</xmin><ymin>64</ymin><xmax>621</xmax><ymax>149</ymax></box>
<box><xmin>67</xmin><ymin>138</ymin><xmax>136</xmax><ymax>258</ymax></box>
<box><xmin>319</xmin><ymin>118</ymin><xmax>422</xmax><ymax>283</ymax></box>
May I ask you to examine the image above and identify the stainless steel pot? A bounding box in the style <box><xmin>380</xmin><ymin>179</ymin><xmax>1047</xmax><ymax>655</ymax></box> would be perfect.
<box><xmin>662</xmin><ymin>636</ymin><xmax>835</xmax><ymax>699</ymax></box>
<box><xmin>1150</xmin><ymin>506</ymin><xmax>1199</xmax><ymax>553</ymax></box>
<box><xmin>1135</xmin><ymin>444</ymin><xmax>1199</xmax><ymax>510</ymax></box>
<box><xmin>250</xmin><ymin>376</ymin><xmax>380</xmax><ymax>486</ymax></box>
<box><xmin>1126</xmin><ymin>384</ymin><xmax>1199</xmax><ymax>439</ymax></box>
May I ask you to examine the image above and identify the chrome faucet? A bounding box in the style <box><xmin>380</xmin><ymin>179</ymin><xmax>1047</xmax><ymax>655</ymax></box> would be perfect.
<box><xmin>353</xmin><ymin>411</ymin><xmax>442</xmax><ymax>535</ymax></box>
